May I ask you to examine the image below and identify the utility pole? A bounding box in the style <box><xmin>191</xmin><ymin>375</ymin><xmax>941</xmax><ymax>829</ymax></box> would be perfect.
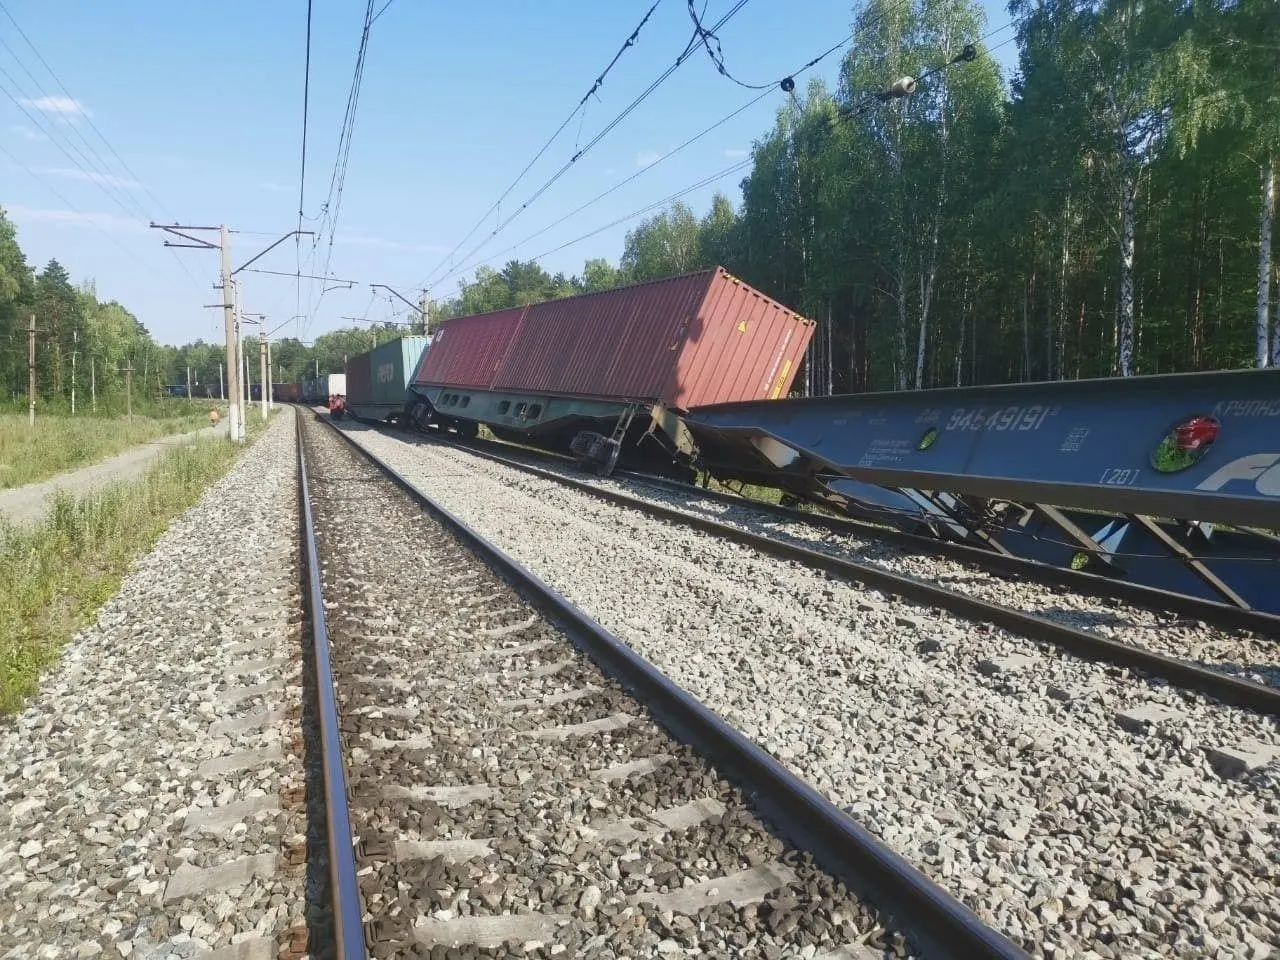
<box><xmin>266</xmin><ymin>337</ymin><xmax>274</xmax><ymax>411</ymax></box>
<box><xmin>223</xmin><ymin>234</ymin><xmax>242</xmax><ymax>441</ymax></box>
<box><xmin>91</xmin><ymin>356</ymin><xmax>97</xmax><ymax>413</ymax></box>
<box><xmin>186</xmin><ymin>364</ymin><xmax>192</xmax><ymax>400</ymax></box>
<box><xmin>259</xmin><ymin>339</ymin><xmax>268</xmax><ymax>420</ymax></box>
<box><xmin>28</xmin><ymin>313</ymin><xmax>35</xmax><ymax>426</ymax></box>
<box><xmin>219</xmin><ymin>361</ymin><xmax>224</xmax><ymax>400</ymax></box>
<box><xmin>71</xmin><ymin>330</ymin><xmax>78</xmax><ymax>415</ymax></box>
<box><xmin>151</xmin><ymin>223</ymin><xmax>311</xmax><ymax>442</ymax></box>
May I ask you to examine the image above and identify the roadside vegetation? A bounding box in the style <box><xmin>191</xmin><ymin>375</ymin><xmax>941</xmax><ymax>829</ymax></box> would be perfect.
<box><xmin>0</xmin><ymin>412</ymin><xmax>267</xmax><ymax>715</ymax></box>
<box><xmin>0</xmin><ymin>400</ymin><xmax>226</xmax><ymax>490</ymax></box>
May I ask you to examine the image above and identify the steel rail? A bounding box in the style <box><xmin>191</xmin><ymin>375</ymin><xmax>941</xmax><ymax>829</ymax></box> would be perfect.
<box><xmin>410</xmin><ymin>426</ymin><xmax>1280</xmax><ymax>718</ymax></box>
<box><xmin>318</xmin><ymin>414</ymin><xmax>1028</xmax><ymax>960</ymax></box>
<box><xmin>296</xmin><ymin>415</ymin><xmax>367</xmax><ymax>960</ymax></box>
<box><xmin>444</xmin><ymin>430</ymin><xmax>1280</xmax><ymax>637</ymax></box>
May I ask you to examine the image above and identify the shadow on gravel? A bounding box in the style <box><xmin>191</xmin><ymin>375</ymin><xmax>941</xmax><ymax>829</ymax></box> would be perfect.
<box><xmin>298</xmin><ymin>510</ymin><xmax>337</xmax><ymax>960</ymax></box>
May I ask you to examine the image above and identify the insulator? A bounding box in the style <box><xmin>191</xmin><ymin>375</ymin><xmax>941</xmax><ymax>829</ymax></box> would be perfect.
<box><xmin>887</xmin><ymin>76</ymin><xmax>917</xmax><ymax>98</ymax></box>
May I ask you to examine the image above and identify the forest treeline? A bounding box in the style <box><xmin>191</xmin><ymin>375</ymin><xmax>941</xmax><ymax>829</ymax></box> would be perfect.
<box><xmin>2</xmin><ymin>0</ymin><xmax>1276</xmax><ymax>402</ymax></box>
<box><xmin>439</xmin><ymin>0</ymin><xmax>1280</xmax><ymax>394</ymax></box>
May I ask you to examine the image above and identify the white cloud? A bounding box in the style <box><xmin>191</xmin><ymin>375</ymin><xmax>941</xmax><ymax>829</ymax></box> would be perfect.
<box><xmin>6</xmin><ymin>204</ymin><xmax>144</xmax><ymax>233</ymax></box>
<box><xmin>9</xmin><ymin>124</ymin><xmax>46</xmax><ymax>142</ymax></box>
<box><xmin>634</xmin><ymin>150</ymin><xmax>662</xmax><ymax>168</ymax></box>
<box><xmin>38</xmin><ymin>167</ymin><xmax>142</xmax><ymax>189</ymax></box>
<box><xmin>259</xmin><ymin>181</ymin><xmax>291</xmax><ymax>193</ymax></box>
<box><xmin>335</xmin><ymin>234</ymin><xmax>450</xmax><ymax>254</ymax></box>
<box><xmin>723</xmin><ymin>148</ymin><xmax>748</xmax><ymax>159</ymax></box>
<box><xmin>20</xmin><ymin>96</ymin><xmax>90</xmax><ymax>122</ymax></box>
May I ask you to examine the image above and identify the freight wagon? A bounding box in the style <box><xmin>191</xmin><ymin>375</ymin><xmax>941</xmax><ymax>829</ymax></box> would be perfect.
<box><xmin>344</xmin><ymin>336</ymin><xmax>430</xmax><ymax>425</ymax></box>
<box><xmin>405</xmin><ymin>267</ymin><xmax>813</xmax><ymax>476</ymax></box>
<box><xmin>301</xmin><ymin>374</ymin><xmax>346</xmax><ymax>406</ymax></box>
<box><xmin>273</xmin><ymin>382</ymin><xmax>302</xmax><ymax>403</ymax></box>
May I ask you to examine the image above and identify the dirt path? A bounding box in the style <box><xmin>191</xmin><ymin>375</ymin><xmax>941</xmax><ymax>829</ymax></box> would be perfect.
<box><xmin>0</xmin><ymin>422</ymin><xmax>230</xmax><ymax>529</ymax></box>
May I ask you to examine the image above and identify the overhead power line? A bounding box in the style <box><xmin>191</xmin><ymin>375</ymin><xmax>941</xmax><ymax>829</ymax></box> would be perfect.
<box><xmin>418</xmin><ymin>0</ymin><xmax>667</xmax><ymax>289</ymax></box>
<box><xmin>0</xmin><ymin>0</ymin><xmax>204</xmax><ymax>291</ymax></box>
<box><xmin>0</xmin><ymin>140</ymin><xmax>148</xmax><ymax>264</ymax></box>
<box><xmin>418</xmin><ymin>0</ymin><xmax>755</xmax><ymax>292</ymax></box>
<box><xmin>424</xmin><ymin>0</ymin><xmax>921</xmax><ymax>294</ymax></box>
<box><xmin>296</xmin><ymin>0</ymin><xmax>314</xmax><ymax>341</ymax></box>
<box><xmin>303</xmin><ymin>0</ymin><xmax>378</xmax><ymax>335</ymax></box>
<box><xmin>427</xmin><ymin>16</ymin><xmax>1007</xmax><ymax>297</ymax></box>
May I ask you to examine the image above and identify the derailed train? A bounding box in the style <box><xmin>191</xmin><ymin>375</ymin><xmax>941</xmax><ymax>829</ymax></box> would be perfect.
<box><xmin>333</xmin><ymin>264</ymin><xmax>1280</xmax><ymax>611</ymax></box>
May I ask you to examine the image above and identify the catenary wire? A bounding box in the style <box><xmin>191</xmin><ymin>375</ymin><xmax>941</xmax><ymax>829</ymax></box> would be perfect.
<box><xmin>418</xmin><ymin>0</ymin><xmax>667</xmax><ymax>289</ymax></box>
<box><xmin>424</xmin><ymin>0</ymin><xmax>924</xmax><ymax>293</ymax></box>
<box><xmin>418</xmin><ymin>0</ymin><xmax>754</xmax><ymax>292</ymax></box>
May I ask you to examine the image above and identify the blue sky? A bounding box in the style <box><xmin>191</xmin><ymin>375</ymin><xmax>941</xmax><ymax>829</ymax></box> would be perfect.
<box><xmin>1</xmin><ymin>0</ymin><xmax>1017</xmax><ymax>347</ymax></box>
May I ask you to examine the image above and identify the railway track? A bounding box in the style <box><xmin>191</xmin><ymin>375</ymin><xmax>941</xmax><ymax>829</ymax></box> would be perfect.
<box><xmin>298</xmin><ymin>413</ymin><xmax>1029</xmax><ymax>959</ymax></box>
<box><xmin>323</xmin><ymin>416</ymin><xmax>1280</xmax><ymax>958</ymax></box>
<box><xmin>362</xmin><ymin>421</ymin><xmax>1280</xmax><ymax>708</ymax></box>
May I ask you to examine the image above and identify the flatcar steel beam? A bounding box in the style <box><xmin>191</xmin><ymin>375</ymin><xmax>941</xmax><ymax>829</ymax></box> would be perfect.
<box><xmin>1124</xmin><ymin>513</ymin><xmax>1252</xmax><ymax>609</ymax></box>
<box><xmin>685</xmin><ymin>369</ymin><xmax>1280</xmax><ymax>529</ymax></box>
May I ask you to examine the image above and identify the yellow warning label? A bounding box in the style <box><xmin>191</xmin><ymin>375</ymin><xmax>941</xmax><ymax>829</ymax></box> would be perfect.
<box><xmin>737</xmin><ymin>320</ymin><xmax>748</xmax><ymax>333</ymax></box>
<box><xmin>769</xmin><ymin>358</ymin><xmax>792</xmax><ymax>399</ymax></box>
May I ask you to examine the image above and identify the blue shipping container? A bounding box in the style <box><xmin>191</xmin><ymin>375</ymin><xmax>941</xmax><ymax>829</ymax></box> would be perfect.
<box><xmin>345</xmin><ymin>336</ymin><xmax>431</xmax><ymax>421</ymax></box>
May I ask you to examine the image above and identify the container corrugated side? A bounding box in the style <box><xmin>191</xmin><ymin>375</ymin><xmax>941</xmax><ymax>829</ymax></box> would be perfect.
<box><xmin>345</xmin><ymin>351</ymin><xmax>373</xmax><ymax>404</ymax></box>
<box><xmin>369</xmin><ymin>336</ymin><xmax>430</xmax><ymax>406</ymax></box>
<box><xmin>491</xmin><ymin>272</ymin><xmax>716</xmax><ymax>403</ymax></box>
<box><xmin>414</xmin><ymin>307</ymin><xmax>526</xmax><ymax>389</ymax></box>
<box><xmin>672</xmin><ymin>269</ymin><xmax>813</xmax><ymax>408</ymax></box>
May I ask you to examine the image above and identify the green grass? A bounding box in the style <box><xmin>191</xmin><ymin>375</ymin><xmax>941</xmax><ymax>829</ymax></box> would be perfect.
<box><xmin>0</xmin><ymin>401</ymin><xmax>227</xmax><ymax>490</ymax></box>
<box><xmin>0</xmin><ymin>413</ymin><xmax>268</xmax><ymax>715</ymax></box>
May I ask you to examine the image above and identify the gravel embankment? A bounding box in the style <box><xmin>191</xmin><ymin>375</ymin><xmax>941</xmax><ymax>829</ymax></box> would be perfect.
<box><xmin>305</xmin><ymin>417</ymin><xmax>922</xmax><ymax>959</ymax></box>
<box><xmin>338</xmin><ymin>422</ymin><xmax>1280</xmax><ymax>960</ymax></box>
<box><xmin>435</xmin><ymin>436</ymin><xmax>1280</xmax><ymax>688</ymax></box>
<box><xmin>0</xmin><ymin>411</ymin><xmax>308</xmax><ymax>960</ymax></box>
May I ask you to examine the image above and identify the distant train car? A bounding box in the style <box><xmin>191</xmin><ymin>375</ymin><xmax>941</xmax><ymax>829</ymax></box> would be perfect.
<box><xmin>273</xmin><ymin>382</ymin><xmax>302</xmax><ymax>403</ymax></box>
<box><xmin>405</xmin><ymin>267</ymin><xmax>813</xmax><ymax>475</ymax></box>
<box><xmin>345</xmin><ymin>336</ymin><xmax>430</xmax><ymax>425</ymax></box>
<box><xmin>302</xmin><ymin>374</ymin><xmax>346</xmax><ymax>405</ymax></box>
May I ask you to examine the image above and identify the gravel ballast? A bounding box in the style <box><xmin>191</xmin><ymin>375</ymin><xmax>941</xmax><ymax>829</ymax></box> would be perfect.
<box><xmin>440</xmin><ymin>436</ymin><xmax>1280</xmax><ymax>688</ymax></box>
<box><xmin>304</xmin><ymin>416</ymin><xmax>922</xmax><ymax>960</ymax></box>
<box><xmin>338</xmin><ymin>422</ymin><xmax>1280</xmax><ymax>960</ymax></box>
<box><xmin>0</xmin><ymin>411</ymin><xmax>308</xmax><ymax>960</ymax></box>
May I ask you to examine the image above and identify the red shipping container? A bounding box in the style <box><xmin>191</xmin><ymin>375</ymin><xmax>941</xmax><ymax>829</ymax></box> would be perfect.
<box><xmin>491</xmin><ymin>268</ymin><xmax>812</xmax><ymax>410</ymax></box>
<box><xmin>414</xmin><ymin>306</ymin><xmax>528</xmax><ymax>389</ymax></box>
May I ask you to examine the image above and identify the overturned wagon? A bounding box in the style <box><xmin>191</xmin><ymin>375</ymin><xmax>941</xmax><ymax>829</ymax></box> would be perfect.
<box><xmin>406</xmin><ymin>267</ymin><xmax>813</xmax><ymax>476</ymax></box>
<box><xmin>345</xmin><ymin>336</ymin><xmax>431</xmax><ymax>425</ymax></box>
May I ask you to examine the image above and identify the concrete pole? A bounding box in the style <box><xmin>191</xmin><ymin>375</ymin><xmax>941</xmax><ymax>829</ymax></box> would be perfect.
<box><xmin>186</xmin><ymin>364</ymin><xmax>192</xmax><ymax>400</ymax></box>
<box><xmin>219</xmin><ymin>226</ymin><xmax>242</xmax><ymax>442</ymax></box>
<box><xmin>266</xmin><ymin>336</ymin><xmax>274</xmax><ymax>411</ymax></box>
<box><xmin>71</xmin><ymin>330</ymin><xmax>77</xmax><ymax>415</ymax></box>
<box><xmin>219</xmin><ymin>362</ymin><xmax>224</xmax><ymax>401</ymax></box>
<box><xmin>259</xmin><ymin>339</ymin><xmax>268</xmax><ymax>420</ymax></box>
<box><xmin>124</xmin><ymin>363</ymin><xmax>133</xmax><ymax>421</ymax></box>
<box><xmin>28</xmin><ymin>313</ymin><xmax>35</xmax><ymax>426</ymax></box>
<box><xmin>91</xmin><ymin>356</ymin><xmax>96</xmax><ymax>413</ymax></box>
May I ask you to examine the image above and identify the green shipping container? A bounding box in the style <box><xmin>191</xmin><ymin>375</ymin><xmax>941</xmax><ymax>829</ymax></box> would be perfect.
<box><xmin>345</xmin><ymin>336</ymin><xmax>431</xmax><ymax>421</ymax></box>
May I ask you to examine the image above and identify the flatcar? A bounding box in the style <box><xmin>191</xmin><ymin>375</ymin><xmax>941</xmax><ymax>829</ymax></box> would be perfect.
<box><xmin>405</xmin><ymin>267</ymin><xmax>813</xmax><ymax>476</ymax></box>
